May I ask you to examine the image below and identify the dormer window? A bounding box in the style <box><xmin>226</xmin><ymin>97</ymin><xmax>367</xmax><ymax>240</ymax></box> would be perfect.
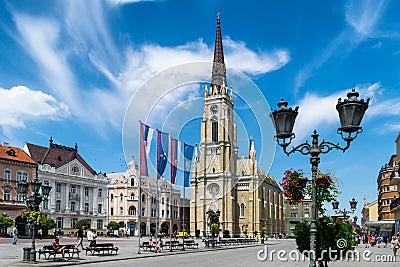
<box><xmin>57</xmin><ymin>156</ymin><xmax>62</xmax><ymax>161</ymax></box>
<box><xmin>6</xmin><ymin>149</ymin><xmax>15</xmax><ymax>156</ymax></box>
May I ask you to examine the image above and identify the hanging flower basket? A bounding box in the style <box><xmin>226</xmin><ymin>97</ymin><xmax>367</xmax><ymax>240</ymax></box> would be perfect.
<box><xmin>316</xmin><ymin>174</ymin><xmax>332</xmax><ymax>188</ymax></box>
<box><xmin>280</xmin><ymin>169</ymin><xmax>307</xmax><ymax>204</ymax></box>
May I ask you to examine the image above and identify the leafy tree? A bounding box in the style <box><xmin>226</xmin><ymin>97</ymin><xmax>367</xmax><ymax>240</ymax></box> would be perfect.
<box><xmin>24</xmin><ymin>210</ymin><xmax>46</xmax><ymax>224</ymax></box>
<box><xmin>75</xmin><ymin>219</ymin><xmax>91</xmax><ymax>229</ymax></box>
<box><xmin>0</xmin><ymin>215</ymin><xmax>13</xmax><ymax>229</ymax></box>
<box><xmin>107</xmin><ymin>221</ymin><xmax>120</xmax><ymax>230</ymax></box>
<box><xmin>41</xmin><ymin>217</ymin><xmax>56</xmax><ymax>229</ymax></box>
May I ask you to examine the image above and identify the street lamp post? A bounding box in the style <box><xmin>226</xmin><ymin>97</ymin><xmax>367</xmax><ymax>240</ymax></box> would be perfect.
<box><xmin>17</xmin><ymin>177</ymin><xmax>52</xmax><ymax>262</ymax></box>
<box><xmin>332</xmin><ymin>198</ymin><xmax>358</xmax><ymax>221</ymax></box>
<box><xmin>270</xmin><ymin>89</ymin><xmax>369</xmax><ymax>267</ymax></box>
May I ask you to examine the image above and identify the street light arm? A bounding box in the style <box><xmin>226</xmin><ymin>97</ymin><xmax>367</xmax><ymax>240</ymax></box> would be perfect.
<box><xmin>282</xmin><ymin>141</ymin><xmax>312</xmax><ymax>156</ymax></box>
<box><xmin>319</xmin><ymin>139</ymin><xmax>352</xmax><ymax>154</ymax></box>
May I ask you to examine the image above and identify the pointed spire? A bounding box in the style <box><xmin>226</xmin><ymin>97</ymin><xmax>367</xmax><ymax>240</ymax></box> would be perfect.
<box><xmin>194</xmin><ymin>144</ymin><xmax>199</xmax><ymax>162</ymax></box>
<box><xmin>249</xmin><ymin>137</ymin><xmax>256</xmax><ymax>159</ymax></box>
<box><xmin>211</xmin><ymin>12</ymin><xmax>227</xmax><ymax>87</ymax></box>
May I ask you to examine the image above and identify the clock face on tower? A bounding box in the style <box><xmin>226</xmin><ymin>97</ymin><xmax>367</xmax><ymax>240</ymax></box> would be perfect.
<box><xmin>210</xmin><ymin>105</ymin><xmax>218</xmax><ymax>114</ymax></box>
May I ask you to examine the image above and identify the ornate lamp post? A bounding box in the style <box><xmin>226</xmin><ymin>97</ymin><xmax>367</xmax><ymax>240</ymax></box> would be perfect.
<box><xmin>332</xmin><ymin>198</ymin><xmax>358</xmax><ymax>220</ymax></box>
<box><xmin>17</xmin><ymin>177</ymin><xmax>52</xmax><ymax>262</ymax></box>
<box><xmin>270</xmin><ymin>89</ymin><xmax>369</xmax><ymax>267</ymax></box>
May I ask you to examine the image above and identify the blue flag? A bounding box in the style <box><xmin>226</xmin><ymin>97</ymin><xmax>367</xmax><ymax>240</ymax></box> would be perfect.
<box><xmin>157</xmin><ymin>130</ymin><xmax>169</xmax><ymax>179</ymax></box>
<box><xmin>184</xmin><ymin>143</ymin><xmax>194</xmax><ymax>187</ymax></box>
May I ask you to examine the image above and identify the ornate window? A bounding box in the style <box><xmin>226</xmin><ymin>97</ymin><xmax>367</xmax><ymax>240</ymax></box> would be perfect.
<box><xmin>4</xmin><ymin>189</ymin><xmax>10</xmax><ymax>201</ymax></box>
<box><xmin>130</xmin><ymin>178</ymin><xmax>135</xmax><ymax>187</ymax></box>
<box><xmin>240</xmin><ymin>203</ymin><xmax>245</xmax><ymax>218</ymax></box>
<box><xmin>129</xmin><ymin>206</ymin><xmax>136</xmax><ymax>215</ymax></box>
<box><xmin>212</xmin><ymin>120</ymin><xmax>218</xmax><ymax>142</ymax></box>
<box><xmin>56</xmin><ymin>200</ymin><xmax>61</xmax><ymax>211</ymax></box>
<box><xmin>4</xmin><ymin>170</ymin><xmax>10</xmax><ymax>183</ymax></box>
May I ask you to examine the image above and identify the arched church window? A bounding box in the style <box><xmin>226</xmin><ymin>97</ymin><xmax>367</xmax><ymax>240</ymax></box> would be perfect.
<box><xmin>242</xmin><ymin>170</ymin><xmax>244</xmax><ymax>176</ymax></box>
<box><xmin>120</xmin><ymin>193</ymin><xmax>123</xmax><ymax>201</ymax></box>
<box><xmin>213</xmin><ymin>168</ymin><xmax>215</xmax><ymax>173</ymax></box>
<box><xmin>212</xmin><ymin>120</ymin><xmax>218</xmax><ymax>142</ymax></box>
<box><xmin>240</xmin><ymin>203</ymin><xmax>245</xmax><ymax>218</ymax></box>
<box><xmin>131</xmin><ymin>178</ymin><xmax>135</xmax><ymax>186</ymax></box>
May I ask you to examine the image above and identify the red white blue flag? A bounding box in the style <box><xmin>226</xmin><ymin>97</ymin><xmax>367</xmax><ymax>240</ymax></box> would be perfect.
<box><xmin>170</xmin><ymin>137</ymin><xmax>179</xmax><ymax>184</ymax></box>
<box><xmin>139</xmin><ymin>122</ymin><xmax>154</xmax><ymax>177</ymax></box>
<box><xmin>183</xmin><ymin>143</ymin><xmax>194</xmax><ymax>187</ymax></box>
<box><xmin>157</xmin><ymin>130</ymin><xmax>169</xmax><ymax>179</ymax></box>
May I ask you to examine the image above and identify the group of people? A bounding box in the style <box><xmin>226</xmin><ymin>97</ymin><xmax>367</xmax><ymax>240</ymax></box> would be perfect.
<box><xmin>360</xmin><ymin>234</ymin><xmax>399</xmax><ymax>256</ymax></box>
<box><xmin>149</xmin><ymin>237</ymin><xmax>163</xmax><ymax>253</ymax></box>
<box><xmin>49</xmin><ymin>228</ymin><xmax>97</xmax><ymax>259</ymax></box>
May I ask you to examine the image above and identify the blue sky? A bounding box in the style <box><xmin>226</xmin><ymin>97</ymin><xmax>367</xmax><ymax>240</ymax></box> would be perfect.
<box><xmin>1</xmin><ymin>0</ymin><xmax>400</xmax><ymax>218</ymax></box>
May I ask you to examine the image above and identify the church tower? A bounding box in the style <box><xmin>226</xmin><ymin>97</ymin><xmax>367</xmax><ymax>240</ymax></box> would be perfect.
<box><xmin>190</xmin><ymin>13</ymin><xmax>239</xmax><ymax>235</ymax></box>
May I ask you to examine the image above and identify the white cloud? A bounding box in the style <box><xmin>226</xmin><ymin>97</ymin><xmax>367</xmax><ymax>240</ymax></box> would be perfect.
<box><xmin>294</xmin><ymin>0</ymin><xmax>391</xmax><ymax>94</ymax></box>
<box><xmin>293</xmin><ymin>90</ymin><xmax>345</xmax><ymax>142</ymax></box>
<box><xmin>292</xmin><ymin>82</ymin><xmax>400</xmax><ymax>142</ymax></box>
<box><xmin>0</xmin><ymin>86</ymin><xmax>69</xmax><ymax>128</ymax></box>
<box><xmin>345</xmin><ymin>0</ymin><xmax>385</xmax><ymax>37</ymax></box>
<box><xmin>10</xmin><ymin>3</ymin><xmax>290</xmax><ymax>134</ymax></box>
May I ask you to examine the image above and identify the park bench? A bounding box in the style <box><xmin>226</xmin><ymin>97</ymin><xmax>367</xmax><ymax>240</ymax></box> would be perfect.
<box><xmin>183</xmin><ymin>240</ymin><xmax>199</xmax><ymax>248</ymax></box>
<box><xmin>164</xmin><ymin>240</ymin><xmax>183</xmax><ymax>250</ymax></box>
<box><xmin>140</xmin><ymin>241</ymin><xmax>155</xmax><ymax>251</ymax></box>
<box><xmin>38</xmin><ymin>244</ymin><xmax>80</xmax><ymax>260</ymax></box>
<box><xmin>85</xmin><ymin>243</ymin><xmax>118</xmax><ymax>255</ymax></box>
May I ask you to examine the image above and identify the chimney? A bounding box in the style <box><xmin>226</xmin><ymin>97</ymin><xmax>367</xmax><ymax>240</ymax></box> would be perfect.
<box><xmin>2</xmin><ymin>142</ymin><xmax>9</xmax><ymax>147</ymax></box>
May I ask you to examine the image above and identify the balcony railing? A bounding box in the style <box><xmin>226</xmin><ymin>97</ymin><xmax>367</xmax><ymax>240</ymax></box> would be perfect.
<box><xmin>390</xmin><ymin>197</ymin><xmax>400</xmax><ymax>211</ymax></box>
<box><xmin>69</xmin><ymin>192</ymin><xmax>80</xmax><ymax>199</ymax></box>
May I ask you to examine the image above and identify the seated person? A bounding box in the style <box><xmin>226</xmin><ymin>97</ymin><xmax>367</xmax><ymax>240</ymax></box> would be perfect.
<box><xmin>51</xmin><ymin>238</ymin><xmax>66</xmax><ymax>258</ymax></box>
<box><xmin>155</xmin><ymin>238</ymin><xmax>163</xmax><ymax>253</ymax></box>
<box><xmin>149</xmin><ymin>237</ymin><xmax>155</xmax><ymax>247</ymax></box>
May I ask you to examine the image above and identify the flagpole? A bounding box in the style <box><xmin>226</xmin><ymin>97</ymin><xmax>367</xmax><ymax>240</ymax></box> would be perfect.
<box><xmin>182</xmin><ymin>142</ymin><xmax>186</xmax><ymax>251</ymax></box>
<box><xmin>138</xmin><ymin>174</ymin><xmax>142</xmax><ymax>254</ymax></box>
<box><xmin>182</xmin><ymin>185</ymin><xmax>186</xmax><ymax>251</ymax></box>
<box><xmin>138</xmin><ymin>121</ymin><xmax>143</xmax><ymax>254</ymax></box>
<box><xmin>169</xmin><ymin>183</ymin><xmax>173</xmax><ymax>251</ymax></box>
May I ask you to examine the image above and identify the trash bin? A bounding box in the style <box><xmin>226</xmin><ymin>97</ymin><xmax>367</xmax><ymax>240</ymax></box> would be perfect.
<box><xmin>30</xmin><ymin>249</ymin><xmax>36</xmax><ymax>262</ymax></box>
<box><xmin>23</xmin><ymin>247</ymin><xmax>31</xmax><ymax>261</ymax></box>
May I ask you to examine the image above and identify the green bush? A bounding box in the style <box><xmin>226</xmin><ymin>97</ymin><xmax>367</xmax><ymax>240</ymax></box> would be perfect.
<box><xmin>107</xmin><ymin>221</ymin><xmax>120</xmax><ymax>230</ymax></box>
<box><xmin>75</xmin><ymin>219</ymin><xmax>91</xmax><ymax>229</ymax></box>
<box><xmin>293</xmin><ymin>216</ymin><xmax>355</xmax><ymax>266</ymax></box>
<box><xmin>0</xmin><ymin>215</ymin><xmax>13</xmax><ymax>229</ymax></box>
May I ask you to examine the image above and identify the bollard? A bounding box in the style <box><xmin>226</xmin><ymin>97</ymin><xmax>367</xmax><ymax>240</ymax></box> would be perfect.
<box><xmin>23</xmin><ymin>247</ymin><xmax>31</xmax><ymax>262</ymax></box>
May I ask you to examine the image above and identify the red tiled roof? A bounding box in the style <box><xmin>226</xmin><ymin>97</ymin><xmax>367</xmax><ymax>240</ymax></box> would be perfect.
<box><xmin>25</xmin><ymin>142</ymin><xmax>96</xmax><ymax>175</ymax></box>
<box><xmin>0</xmin><ymin>144</ymin><xmax>36</xmax><ymax>165</ymax></box>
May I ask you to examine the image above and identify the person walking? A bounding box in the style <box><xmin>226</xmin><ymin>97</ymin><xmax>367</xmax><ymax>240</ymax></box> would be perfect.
<box><xmin>12</xmin><ymin>226</ymin><xmax>18</xmax><ymax>244</ymax></box>
<box><xmin>75</xmin><ymin>227</ymin><xmax>85</xmax><ymax>250</ymax></box>
<box><xmin>87</xmin><ymin>229</ymin><xmax>94</xmax><ymax>247</ymax></box>
<box><xmin>391</xmin><ymin>236</ymin><xmax>399</xmax><ymax>256</ymax></box>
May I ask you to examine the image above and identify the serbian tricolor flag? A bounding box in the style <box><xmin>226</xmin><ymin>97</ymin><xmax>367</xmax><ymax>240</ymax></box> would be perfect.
<box><xmin>139</xmin><ymin>122</ymin><xmax>154</xmax><ymax>177</ymax></box>
<box><xmin>157</xmin><ymin>130</ymin><xmax>169</xmax><ymax>179</ymax></box>
<box><xmin>170</xmin><ymin>137</ymin><xmax>179</xmax><ymax>184</ymax></box>
<box><xmin>183</xmin><ymin>143</ymin><xmax>194</xmax><ymax>187</ymax></box>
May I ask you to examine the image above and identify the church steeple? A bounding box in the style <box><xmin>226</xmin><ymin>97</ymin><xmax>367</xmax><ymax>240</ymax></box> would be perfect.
<box><xmin>211</xmin><ymin>12</ymin><xmax>227</xmax><ymax>87</ymax></box>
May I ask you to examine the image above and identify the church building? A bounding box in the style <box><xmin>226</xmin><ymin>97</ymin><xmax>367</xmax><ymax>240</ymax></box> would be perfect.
<box><xmin>190</xmin><ymin>14</ymin><xmax>285</xmax><ymax>237</ymax></box>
